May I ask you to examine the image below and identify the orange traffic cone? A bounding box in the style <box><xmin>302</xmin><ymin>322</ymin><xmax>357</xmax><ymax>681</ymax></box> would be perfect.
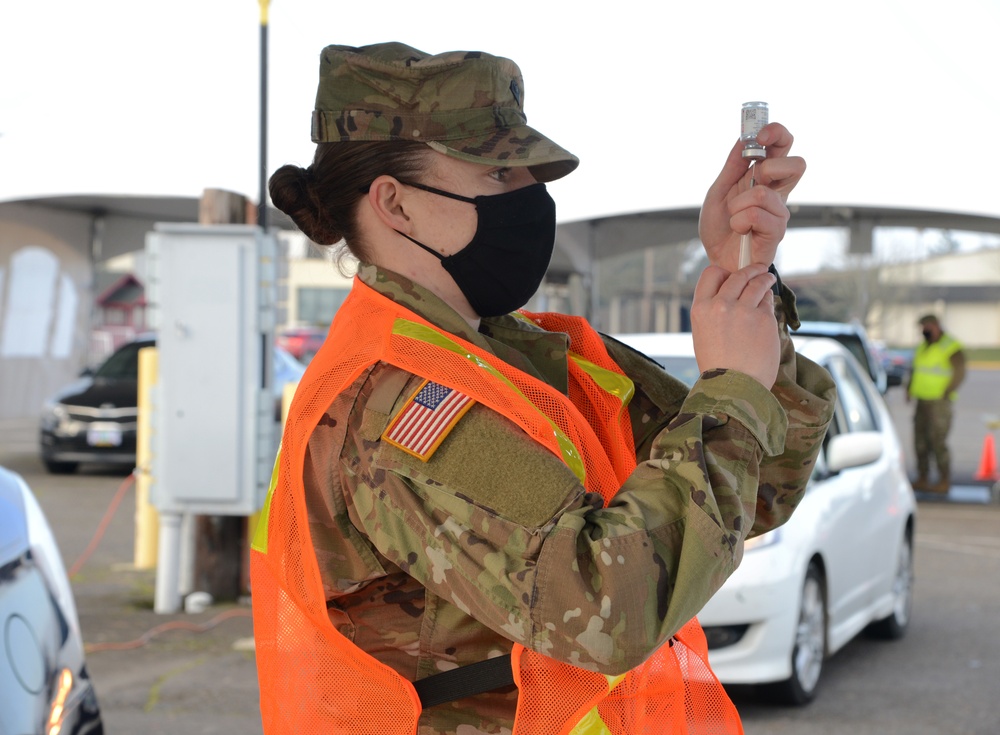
<box><xmin>974</xmin><ymin>433</ymin><xmax>999</xmax><ymax>482</ymax></box>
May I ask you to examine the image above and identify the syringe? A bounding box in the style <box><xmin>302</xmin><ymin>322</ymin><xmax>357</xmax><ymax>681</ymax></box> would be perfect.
<box><xmin>738</xmin><ymin>101</ymin><xmax>768</xmax><ymax>269</ymax></box>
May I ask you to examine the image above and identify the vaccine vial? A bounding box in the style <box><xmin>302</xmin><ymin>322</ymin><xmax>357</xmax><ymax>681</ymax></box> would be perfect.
<box><xmin>740</xmin><ymin>101</ymin><xmax>768</xmax><ymax>159</ymax></box>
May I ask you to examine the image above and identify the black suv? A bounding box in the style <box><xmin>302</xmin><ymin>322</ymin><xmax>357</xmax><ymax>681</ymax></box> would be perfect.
<box><xmin>39</xmin><ymin>337</ymin><xmax>154</xmax><ymax>473</ymax></box>
<box><xmin>39</xmin><ymin>336</ymin><xmax>306</xmax><ymax>474</ymax></box>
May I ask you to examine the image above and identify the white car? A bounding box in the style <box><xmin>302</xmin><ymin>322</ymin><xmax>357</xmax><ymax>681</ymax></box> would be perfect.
<box><xmin>0</xmin><ymin>466</ymin><xmax>104</xmax><ymax>733</ymax></box>
<box><xmin>613</xmin><ymin>332</ymin><xmax>917</xmax><ymax>705</ymax></box>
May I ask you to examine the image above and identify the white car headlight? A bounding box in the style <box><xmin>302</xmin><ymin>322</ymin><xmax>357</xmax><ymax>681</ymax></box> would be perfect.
<box><xmin>744</xmin><ymin>528</ymin><xmax>782</xmax><ymax>552</ymax></box>
<box><xmin>41</xmin><ymin>401</ymin><xmax>68</xmax><ymax>429</ymax></box>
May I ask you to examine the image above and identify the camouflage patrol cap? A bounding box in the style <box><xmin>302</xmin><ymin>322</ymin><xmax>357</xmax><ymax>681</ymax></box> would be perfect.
<box><xmin>311</xmin><ymin>42</ymin><xmax>579</xmax><ymax>182</ymax></box>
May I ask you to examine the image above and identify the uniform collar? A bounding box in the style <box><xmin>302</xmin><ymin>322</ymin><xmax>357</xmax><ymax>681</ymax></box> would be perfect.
<box><xmin>359</xmin><ymin>263</ymin><xmax>569</xmax><ymax>393</ymax></box>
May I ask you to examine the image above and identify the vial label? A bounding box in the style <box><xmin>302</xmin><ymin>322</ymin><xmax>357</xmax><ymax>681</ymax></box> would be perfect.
<box><xmin>741</xmin><ymin>102</ymin><xmax>769</xmax><ymax>143</ymax></box>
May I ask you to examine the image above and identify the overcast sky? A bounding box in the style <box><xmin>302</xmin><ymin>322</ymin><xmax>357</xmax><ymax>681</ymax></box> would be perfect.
<box><xmin>2</xmin><ymin>0</ymin><xmax>998</xmax><ymax>273</ymax></box>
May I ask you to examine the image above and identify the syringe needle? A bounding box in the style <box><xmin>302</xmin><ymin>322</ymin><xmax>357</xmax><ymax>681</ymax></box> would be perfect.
<box><xmin>738</xmin><ymin>162</ymin><xmax>756</xmax><ymax>269</ymax></box>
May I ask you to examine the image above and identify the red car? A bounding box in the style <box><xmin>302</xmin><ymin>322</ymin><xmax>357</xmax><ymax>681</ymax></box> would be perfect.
<box><xmin>276</xmin><ymin>327</ymin><xmax>327</xmax><ymax>364</ymax></box>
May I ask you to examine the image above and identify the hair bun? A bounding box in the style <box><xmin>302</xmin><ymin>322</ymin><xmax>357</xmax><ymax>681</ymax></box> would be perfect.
<box><xmin>269</xmin><ymin>164</ymin><xmax>341</xmax><ymax>244</ymax></box>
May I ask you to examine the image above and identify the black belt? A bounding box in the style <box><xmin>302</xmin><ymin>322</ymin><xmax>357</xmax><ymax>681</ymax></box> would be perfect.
<box><xmin>413</xmin><ymin>653</ymin><xmax>514</xmax><ymax>709</ymax></box>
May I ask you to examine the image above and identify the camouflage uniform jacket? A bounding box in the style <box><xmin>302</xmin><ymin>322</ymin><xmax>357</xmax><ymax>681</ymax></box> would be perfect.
<box><xmin>302</xmin><ymin>264</ymin><xmax>836</xmax><ymax>734</ymax></box>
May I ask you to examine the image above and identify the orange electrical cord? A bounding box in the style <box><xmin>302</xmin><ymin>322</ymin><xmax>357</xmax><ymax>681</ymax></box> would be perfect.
<box><xmin>67</xmin><ymin>469</ymin><xmax>137</xmax><ymax>579</ymax></box>
<box><xmin>66</xmin><ymin>468</ymin><xmax>255</xmax><ymax>655</ymax></box>
<box><xmin>84</xmin><ymin>608</ymin><xmax>252</xmax><ymax>654</ymax></box>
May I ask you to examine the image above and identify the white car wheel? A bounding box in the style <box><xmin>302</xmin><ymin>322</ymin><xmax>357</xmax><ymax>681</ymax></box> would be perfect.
<box><xmin>866</xmin><ymin>531</ymin><xmax>914</xmax><ymax>640</ymax></box>
<box><xmin>768</xmin><ymin>563</ymin><xmax>826</xmax><ymax>705</ymax></box>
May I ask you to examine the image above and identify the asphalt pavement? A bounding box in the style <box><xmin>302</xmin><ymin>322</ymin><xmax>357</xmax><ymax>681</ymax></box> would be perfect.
<box><xmin>2</xmin><ymin>366</ymin><xmax>998</xmax><ymax>734</ymax></box>
<box><xmin>0</xmin><ymin>429</ymin><xmax>263</xmax><ymax>735</ymax></box>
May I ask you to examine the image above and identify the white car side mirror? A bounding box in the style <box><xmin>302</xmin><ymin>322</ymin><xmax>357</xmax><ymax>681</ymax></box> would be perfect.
<box><xmin>826</xmin><ymin>431</ymin><xmax>883</xmax><ymax>473</ymax></box>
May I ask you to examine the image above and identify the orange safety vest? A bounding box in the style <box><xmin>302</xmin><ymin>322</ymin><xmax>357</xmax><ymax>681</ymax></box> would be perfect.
<box><xmin>251</xmin><ymin>277</ymin><xmax>743</xmax><ymax>735</ymax></box>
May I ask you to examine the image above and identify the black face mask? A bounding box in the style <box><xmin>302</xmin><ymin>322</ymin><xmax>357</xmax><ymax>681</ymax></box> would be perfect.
<box><xmin>922</xmin><ymin>329</ymin><xmax>934</xmax><ymax>341</ymax></box>
<box><xmin>395</xmin><ymin>182</ymin><xmax>556</xmax><ymax>317</ymax></box>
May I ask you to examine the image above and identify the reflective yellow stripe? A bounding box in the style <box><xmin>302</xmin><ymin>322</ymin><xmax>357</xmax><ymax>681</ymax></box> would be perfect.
<box><xmin>391</xmin><ymin>319</ymin><xmax>587</xmax><ymax>483</ymax></box>
<box><xmin>567</xmin><ymin>707</ymin><xmax>612</xmax><ymax>735</ymax></box>
<box><xmin>569</xmin><ymin>352</ymin><xmax>635</xmax><ymax>408</ymax></box>
<box><xmin>606</xmin><ymin>672</ymin><xmax>628</xmax><ymax>689</ymax></box>
<box><xmin>251</xmin><ymin>446</ymin><xmax>282</xmax><ymax>554</ymax></box>
<box><xmin>566</xmin><ymin>674</ymin><xmax>628</xmax><ymax>735</ymax></box>
<box><xmin>512</xmin><ymin>312</ymin><xmax>635</xmax><ymax>410</ymax></box>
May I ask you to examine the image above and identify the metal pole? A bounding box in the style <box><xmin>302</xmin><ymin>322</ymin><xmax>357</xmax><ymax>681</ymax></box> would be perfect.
<box><xmin>258</xmin><ymin>0</ymin><xmax>270</xmax><ymax>230</ymax></box>
<box><xmin>154</xmin><ymin>511</ymin><xmax>183</xmax><ymax>614</ymax></box>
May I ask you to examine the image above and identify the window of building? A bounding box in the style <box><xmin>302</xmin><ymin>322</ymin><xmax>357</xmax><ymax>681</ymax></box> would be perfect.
<box><xmin>297</xmin><ymin>287</ymin><xmax>350</xmax><ymax>326</ymax></box>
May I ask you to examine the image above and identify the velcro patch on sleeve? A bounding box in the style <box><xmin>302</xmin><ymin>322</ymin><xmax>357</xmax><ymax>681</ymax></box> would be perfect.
<box><xmin>381</xmin><ymin>380</ymin><xmax>475</xmax><ymax>461</ymax></box>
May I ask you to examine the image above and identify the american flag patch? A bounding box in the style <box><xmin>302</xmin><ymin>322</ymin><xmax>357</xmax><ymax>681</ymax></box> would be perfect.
<box><xmin>381</xmin><ymin>380</ymin><xmax>475</xmax><ymax>461</ymax></box>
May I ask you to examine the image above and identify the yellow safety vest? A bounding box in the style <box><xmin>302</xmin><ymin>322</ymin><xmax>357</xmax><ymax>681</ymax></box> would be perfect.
<box><xmin>910</xmin><ymin>334</ymin><xmax>962</xmax><ymax>400</ymax></box>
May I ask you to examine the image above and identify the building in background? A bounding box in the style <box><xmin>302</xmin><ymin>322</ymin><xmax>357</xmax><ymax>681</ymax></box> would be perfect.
<box><xmin>2</xmin><ymin>195</ymin><xmax>999</xmax><ymax>419</ymax></box>
<box><xmin>280</xmin><ymin>232</ymin><xmax>352</xmax><ymax>329</ymax></box>
<box><xmin>91</xmin><ymin>272</ymin><xmax>148</xmax><ymax>358</ymax></box>
<box><xmin>785</xmin><ymin>247</ymin><xmax>1000</xmax><ymax>349</ymax></box>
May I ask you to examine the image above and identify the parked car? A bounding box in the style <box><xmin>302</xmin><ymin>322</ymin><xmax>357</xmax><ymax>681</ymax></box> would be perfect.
<box><xmin>39</xmin><ymin>336</ymin><xmax>306</xmax><ymax>474</ymax></box>
<box><xmin>792</xmin><ymin>320</ymin><xmax>889</xmax><ymax>394</ymax></box>
<box><xmin>0</xmin><ymin>466</ymin><xmax>105</xmax><ymax>734</ymax></box>
<box><xmin>880</xmin><ymin>345</ymin><xmax>913</xmax><ymax>388</ymax></box>
<box><xmin>276</xmin><ymin>326</ymin><xmax>327</xmax><ymax>364</ymax></box>
<box><xmin>613</xmin><ymin>331</ymin><xmax>916</xmax><ymax>705</ymax></box>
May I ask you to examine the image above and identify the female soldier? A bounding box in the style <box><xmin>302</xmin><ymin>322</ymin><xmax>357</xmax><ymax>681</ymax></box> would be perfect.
<box><xmin>251</xmin><ymin>43</ymin><xmax>836</xmax><ymax>735</ymax></box>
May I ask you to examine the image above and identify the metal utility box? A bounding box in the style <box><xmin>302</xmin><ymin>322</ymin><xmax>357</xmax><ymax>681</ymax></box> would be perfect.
<box><xmin>146</xmin><ymin>224</ymin><xmax>276</xmax><ymax>516</ymax></box>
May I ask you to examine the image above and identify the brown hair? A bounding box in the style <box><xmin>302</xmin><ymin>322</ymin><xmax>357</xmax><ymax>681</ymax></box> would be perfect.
<box><xmin>269</xmin><ymin>141</ymin><xmax>431</xmax><ymax>262</ymax></box>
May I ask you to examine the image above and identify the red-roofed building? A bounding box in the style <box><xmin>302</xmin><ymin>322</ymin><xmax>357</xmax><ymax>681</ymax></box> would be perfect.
<box><xmin>92</xmin><ymin>273</ymin><xmax>147</xmax><ymax>358</ymax></box>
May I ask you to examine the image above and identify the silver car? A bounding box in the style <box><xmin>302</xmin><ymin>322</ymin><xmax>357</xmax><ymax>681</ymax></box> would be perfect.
<box><xmin>0</xmin><ymin>466</ymin><xmax>104</xmax><ymax>734</ymax></box>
